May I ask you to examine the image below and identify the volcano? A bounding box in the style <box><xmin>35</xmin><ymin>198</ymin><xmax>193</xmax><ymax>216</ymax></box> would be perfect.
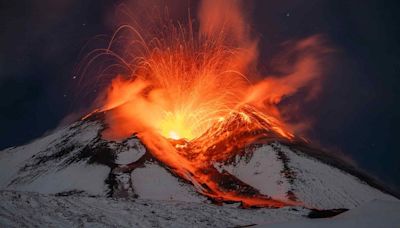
<box><xmin>0</xmin><ymin>112</ymin><xmax>397</xmax><ymax>208</ymax></box>
<box><xmin>1</xmin><ymin>112</ymin><xmax>399</xmax><ymax>226</ymax></box>
<box><xmin>1</xmin><ymin>1</ymin><xmax>399</xmax><ymax>225</ymax></box>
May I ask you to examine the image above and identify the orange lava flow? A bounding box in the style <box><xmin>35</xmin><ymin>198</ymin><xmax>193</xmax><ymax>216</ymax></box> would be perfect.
<box><xmin>79</xmin><ymin>0</ymin><xmax>328</xmax><ymax>208</ymax></box>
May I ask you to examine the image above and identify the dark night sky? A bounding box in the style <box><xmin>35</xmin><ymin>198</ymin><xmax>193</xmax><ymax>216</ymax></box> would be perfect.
<box><xmin>0</xmin><ymin>0</ymin><xmax>399</xmax><ymax>191</ymax></box>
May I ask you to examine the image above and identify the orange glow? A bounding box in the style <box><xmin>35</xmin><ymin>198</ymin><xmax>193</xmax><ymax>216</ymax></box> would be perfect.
<box><xmin>81</xmin><ymin>0</ymin><xmax>329</xmax><ymax>208</ymax></box>
<box><xmin>168</xmin><ymin>131</ymin><xmax>180</xmax><ymax>140</ymax></box>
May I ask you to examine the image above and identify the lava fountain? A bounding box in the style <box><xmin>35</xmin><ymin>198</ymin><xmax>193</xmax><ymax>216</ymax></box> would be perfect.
<box><xmin>77</xmin><ymin>0</ymin><xmax>330</xmax><ymax>208</ymax></box>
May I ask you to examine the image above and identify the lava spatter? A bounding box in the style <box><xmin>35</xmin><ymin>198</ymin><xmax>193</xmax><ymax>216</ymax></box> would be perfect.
<box><xmin>78</xmin><ymin>0</ymin><xmax>329</xmax><ymax>208</ymax></box>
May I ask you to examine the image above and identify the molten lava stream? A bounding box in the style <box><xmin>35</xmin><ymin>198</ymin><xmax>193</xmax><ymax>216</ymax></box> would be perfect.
<box><xmin>195</xmin><ymin>172</ymin><xmax>301</xmax><ymax>208</ymax></box>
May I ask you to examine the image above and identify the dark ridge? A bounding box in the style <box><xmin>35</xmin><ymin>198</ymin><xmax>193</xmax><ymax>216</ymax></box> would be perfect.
<box><xmin>110</xmin><ymin>153</ymin><xmax>151</xmax><ymax>198</ymax></box>
<box><xmin>105</xmin><ymin>140</ymin><xmax>149</xmax><ymax>197</ymax></box>
<box><xmin>86</xmin><ymin>143</ymin><xmax>117</xmax><ymax>167</ymax></box>
<box><xmin>308</xmin><ymin>208</ymin><xmax>349</xmax><ymax>218</ymax></box>
<box><xmin>67</xmin><ymin>140</ymin><xmax>117</xmax><ymax>168</ymax></box>
<box><xmin>23</xmin><ymin>145</ymin><xmax>76</xmax><ymax>171</ymax></box>
<box><xmin>231</xmin><ymin>224</ymin><xmax>257</xmax><ymax>228</ymax></box>
<box><xmin>54</xmin><ymin>190</ymin><xmax>85</xmax><ymax>197</ymax></box>
<box><xmin>114</xmin><ymin>152</ymin><xmax>152</xmax><ymax>173</ymax></box>
<box><xmin>286</xmin><ymin>190</ymin><xmax>297</xmax><ymax>202</ymax></box>
<box><xmin>274</xmin><ymin>145</ymin><xmax>296</xmax><ymax>184</ymax></box>
<box><xmin>215</xmin><ymin>169</ymin><xmax>260</xmax><ymax>196</ymax></box>
<box><xmin>272</xmin><ymin>143</ymin><xmax>298</xmax><ymax>201</ymax></box>
<box><xmin>287</xmin><ymin>141</ymin><xmax>400</xmax><ymax>200</ymax></box>
<box><xmin>105</xmin><ymin>171</ymin><xmax>118</xmax><ymax>197</ymax></box>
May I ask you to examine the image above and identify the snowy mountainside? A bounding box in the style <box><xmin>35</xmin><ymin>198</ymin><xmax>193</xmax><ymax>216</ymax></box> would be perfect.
<box><xmin>217</xmin><ymin>143</ymin><xmax>397</xmax><ymax>209</ymax></box>
<box><xmin>0</xmin><ymin>115</ymin><xmax>204</xmax><ymax>202</ymax></box>
<box><xmin>0</xmin><ymin>113</ymin><xmax>398</xmax><ymax>209</ymax></box>
<box><xmin>0</xmin><ymin>120</ymin><xmax>110</xmax><ymax>196</ymax></box>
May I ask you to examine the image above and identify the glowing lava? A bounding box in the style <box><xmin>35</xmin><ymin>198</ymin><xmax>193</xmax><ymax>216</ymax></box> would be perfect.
<box><xmin>78</xmin><ymin>0</ymin><xmax>329</xmax><ymax>208</ymax></box>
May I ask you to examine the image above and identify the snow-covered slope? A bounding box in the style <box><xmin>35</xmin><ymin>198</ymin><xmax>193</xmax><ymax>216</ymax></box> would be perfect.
<box><xmin>218</xmin><ymin>143</ymin><xmax>397</xmax><ymax>209</ymax></box>
<box><xmin>0</xmin><ymin>115</ymin><xmax>203</xmax><ymax>203</ymax></box>
<box><xmin>0</xmin><ymin>120</ymin><xmax>110</xmax><ymax>196</ymax></box>
<box><xmin>1</xmin><ymin>191</ymin><xmax>398</xmax><ymax>228</ymax></box>
<box><xmin>0</xmin><ymin>190</ymin><xmax>309</xmax><ymax>227</ymax></box>
<box><xmin>0</xmin><ymin>113</ymin><xmax>398</xmax><ymax>210</ymax></box>
<box><xmin>130</xmin><ymin>162</ymin><xmax>205</xmax><ymax>202</ymax></box>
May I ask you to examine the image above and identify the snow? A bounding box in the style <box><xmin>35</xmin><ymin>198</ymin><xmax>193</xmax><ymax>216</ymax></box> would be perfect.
<box><xmin>0</xmin><ymin>124</ymin><xmax>72</xmax><ymax>187</ymax></box>
<box><xmin>255</xmin><ymin>200</ymin><xmax>400</xmax><ymax>228</ymax></box>
<box><xmin>278</xmin><ymin>144</ymin><xmax>398</xmax><ymax>208</ymax></box>
<box><xmin>0</xmin><ymin>121</ymin><xmax>109</xmax><ymax>195</ymax></box>
<box><xmin>115</xmin><ymin>138</ymin><xmax>146</xmax><ymax>165</ymax></box>
<box><xmin>14</xmin><ymin>162</ymin><xmax>109</xmax><ymax>195</ymax></box>
<box><xmin>1</xmin><ymin>191</ymin><xmax>399</xmax><ymax>227</ymax></box>
<box><xmin>217</xmin><ymin>143</ymin><xmax>397</xmax><ymax>209</ymax></box>
<box><xmin>131</xmin><ymin>162</ymin><xmax>205</xmax><ymax>202</ymax></box>
<box><xmin>0</xmin><ymin>190</ymin><xmax>309</xmax><ymax>228</ymax></box>
<box><xmin>220</xmin><ymin>145</ymin><xmax>290</xmax><ymax>200</ymax></box>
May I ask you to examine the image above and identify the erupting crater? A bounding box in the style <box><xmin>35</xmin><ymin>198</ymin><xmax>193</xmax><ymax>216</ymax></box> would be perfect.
<box><xmin>77</xmin><ymin>0</ymin><xmax>329</xmax><ymax>208</ymax></box>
